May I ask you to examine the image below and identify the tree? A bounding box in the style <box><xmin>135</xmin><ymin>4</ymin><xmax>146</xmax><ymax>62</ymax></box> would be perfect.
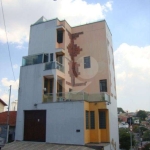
<box><xmin>142</xmin><ymin>130</ymin><xmax>150</xmax><ymax>141</ymax></box>
<box><xmin>119</xmin><ymin>128</ymin><xmax>135</xmax><ymax>149</ymax></box>
<box><xmin>133</xmin><ymin>125</ymin><xmax>140</xmax><ymax>133</ymax></box>
<box><xmin>136</xmin><ymin>110</ymin><xmax>147</xmax><ymax>121</ymax></box>
<box><xmin>143</xmin><ymin>143</ymin><xmax>150</xmax><ymax>150</ymax></box>
<box><xmin>118</xmin><ymin>107</ymin><xmax>125</xmax><ymax>114</ymax></box>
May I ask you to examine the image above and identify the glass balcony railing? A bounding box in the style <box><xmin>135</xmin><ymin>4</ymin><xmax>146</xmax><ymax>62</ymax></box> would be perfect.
<box><xmin>22</xmin><ymin>53</ymin><xmax>49</xmax><ymax>66</ymax></box>
<box><xmin>45</xmin><ymin>61</ymin><xmax>64</xmax><ymax>72</ymax></box>
<box><xmin>43</xmin><ymin>93</ymin><xmax>53</xmax><ymax>103</ymax></box>
<box><xmin>43</xmin><ymin>92</ymin><xmax>110</xmax><ymax>103</ymax></box>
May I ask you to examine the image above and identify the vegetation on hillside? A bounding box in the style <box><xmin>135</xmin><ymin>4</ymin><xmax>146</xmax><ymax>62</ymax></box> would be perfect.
<box><xmin>136</xmin><ymin>110</ymin><xmax>147</xmax><ymax>121</ymax></box>
<box><xmin>118</xmin><ymin>107</ymin><xmax>125</xmax><ymax>114</ymax></box>
<box><xmin>119</xmin><ymin>128</ymin><xmax>135</xmax><ymax>149</ymax></box>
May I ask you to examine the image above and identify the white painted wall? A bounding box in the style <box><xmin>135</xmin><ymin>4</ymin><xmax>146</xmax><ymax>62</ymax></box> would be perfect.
<box><xmin>105</xmin><ymin>22</ymin><xmax>119</xmax><ymax>150</ymax></box>
<box><xmin>107</xmin><ymin>97</ymin><xmax>119</xmax><ymax>150</ymax></box>
<box><xmin>28</xmin><ymin>19</ymin><xmax>57</xmax><ymax>55</ymax></box>
<box><xmin>15</xmin><ymin>63</ymin><xmax>84</xmax><ymax>145</ymax></box>
<box><xmin>41</xmin><ymin>101</ymin><xmax>84</xmax><ymax>145</ymax></box>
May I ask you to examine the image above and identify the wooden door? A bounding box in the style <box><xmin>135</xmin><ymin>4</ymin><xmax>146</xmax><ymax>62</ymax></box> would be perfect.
<box><xmin>24</xmin><ymin>110</ymin><xmax>46</xmax><ymax>142</ymax></box>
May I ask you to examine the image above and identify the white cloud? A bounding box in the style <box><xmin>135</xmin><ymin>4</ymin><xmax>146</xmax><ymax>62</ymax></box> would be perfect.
<box><xmin>103</xmin><ymin>1</ymin><xmax>113</xmax><ymax>11</ymax></box>
<box><xmin>13</xmin><ymin>64</ymin><xmax>18</xmax><ymax>69</ymax></box>
<box><xmin>0</xmin><ymin>0</ymin><xmax>113</xmax><ymax>44</ymax></box>
<box><xmin>0</xmin><ymin>93</ymin><xmax>15</xmax><ymax>106</ymax></box>
<box><xmin>114</xmin><ymin>43</ymin><xmax>150</xmax><ymax>111</ymax></box>
<box><xmin>1</xmin><ymin>78</ymin><xmax>19</xmax><ymax>90</ymax></box>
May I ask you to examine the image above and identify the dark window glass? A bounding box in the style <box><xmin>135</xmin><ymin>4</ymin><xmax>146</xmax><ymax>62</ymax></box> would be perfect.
<box><xmin>57</xmin><ymin>55</ymin><xmax>63</xmax><ymax>64</ymax></box>
<box><xmin>44</xmin><ymin>54</ymin><xmax>48</xmax><ymax>63</ymax></box>
<box><xmin>99</xmin><ymin>111</ymin><xmax>106</xmax><ymax>129</ymax></box>
<box><xmin>86</xmin><ymin>111</ymin><xmax>89</xmax><ymax>129</ymax></box>
<box><xmin>100</xmin><ymin>79</ymin><xmax>107</xmax><ymax>92</ymax></box>
<box><xmin>69</xmin><ymin>88</ymin><xmax>72</xmax><ymax>92</ymax></box>
<box><xmin>49</xmin><ymin>79</ymin><xmax>53</xmax><ymax>93</ymax></box>
<box><xmin>57</xmin><ymin>30</ymin><xmax>63</xmax><ymax>43</ymax></box>
<box><xmin>59</xmin><ymin>56</ymin><xmax>63</xmax><ymax>64</ymax></box>
<box><xmin>44</xmin><ymin>78</ymin><xmax>48</xmax><ymax>94</ymax></box>
<box><xmin>50</xmin><ymin>53</ymin><xmax>53</xmax><ymax>62</ymax></box>
<box><xmin>90</xmin><ymin>111</ymin><xmax>95</xmax><ymax>129</ymax></box>
<box><xmin>84</xmin><ymin>56</ymin><xmax>90</xmax><ymax>68</ymax></box>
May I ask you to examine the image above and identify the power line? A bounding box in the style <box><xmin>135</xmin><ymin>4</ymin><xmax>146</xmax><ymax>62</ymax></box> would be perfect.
<box><xmin>0</xmin><ymin>0</ymin><xmax>17</xmax><ymax>86</ymax></box>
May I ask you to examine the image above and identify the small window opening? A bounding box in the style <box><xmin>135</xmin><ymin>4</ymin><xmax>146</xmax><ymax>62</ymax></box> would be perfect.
<box><xmin>57</xmin><ymin>30</ymin><xmax>63</xmax><ymax>43</ymax></box>
<box><xmin>100</xmin><ymin>79</ymin><xmax>107</xmax><ymax>92</ymax></box>
<box><xmin>50</xmin><ymin>53</ymin><xmax>53</xmax><ymax>62</ymax></box>
<box><xmin>44</xmin><ymin>54</ymin><xmax>49</xmax><ymax>63</ymax></box>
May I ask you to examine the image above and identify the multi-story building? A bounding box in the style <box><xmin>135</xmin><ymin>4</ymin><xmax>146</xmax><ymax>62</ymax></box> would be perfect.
<box><xmin>15</xmin><ymin>17</ymin><xmax>119</xmax><ymax>149</ymax></box>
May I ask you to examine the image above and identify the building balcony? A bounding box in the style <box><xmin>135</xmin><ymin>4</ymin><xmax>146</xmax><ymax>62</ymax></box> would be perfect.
<box><xmin>22</xmin><ymin>53</ymin><xmax>48</xmax><ymax>66</ymax></box>
<box><xmin>43</xmin><ymin>92</ymin><xmax>110</xmax><ymax>103</ymax></box>
<box><xmin>45</xmin><ymin>61</ymin><xmax>64</xmax><ymax>72</ymax></box>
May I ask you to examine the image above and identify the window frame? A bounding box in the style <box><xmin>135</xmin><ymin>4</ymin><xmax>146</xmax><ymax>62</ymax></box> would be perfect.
<box><xmin>86</xmin><ymin>111</ymin><xmax>89</xmax><ymax>129</ymax></box>
<box><xmin>84</xmin><ymin>56</ymin><xmax>91</xmax><ymax>69</ymax></box>
<box><xmin>99</xmin><ymin>110</ymin><xmax>106</xmax><ymax>129</ymax></box>
<box><xmin>99</xmin><ymin>79</ymin><xmax>107</xmax><ymax>92</ymax></box>
<box><xmin>90</xmin><ymin>111</ymin><xmax>95</xmax><ymax>129</ymax></box>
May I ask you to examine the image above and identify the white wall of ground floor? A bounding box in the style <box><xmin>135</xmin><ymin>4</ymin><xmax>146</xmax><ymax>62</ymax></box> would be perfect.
<box><xmin>15</xmin><ymin>101</ymin><xmax>85</xmax><ymax>145</ymax></box>
<box><xmin>107</xmin><ymin>98</ymin><xmax>119</xmax><ymax>150</ymax></box>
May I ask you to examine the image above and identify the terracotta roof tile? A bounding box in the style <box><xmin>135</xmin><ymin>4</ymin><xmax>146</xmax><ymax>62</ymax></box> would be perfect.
<box><xmin>0</xmin><ymin>111</ymin><xmax>17</xmax><ymax>126</ymax></box>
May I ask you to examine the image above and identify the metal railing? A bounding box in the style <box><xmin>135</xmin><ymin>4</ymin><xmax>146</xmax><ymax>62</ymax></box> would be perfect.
<box><xmin>45</xmin><ymin>61</ymin><xmax>64</xmax><ymax>72</ymax></box>
<box><xmin>43</xmin><ymin>91</ymin><xmax>110</xmax><ymax>103</ymax></box>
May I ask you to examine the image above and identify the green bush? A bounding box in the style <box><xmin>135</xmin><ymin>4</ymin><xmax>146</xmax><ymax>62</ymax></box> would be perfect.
<box><xmin>143</xmin><ymin>143</ymin><xmax>150</xmax><ymax>150</ymax></box>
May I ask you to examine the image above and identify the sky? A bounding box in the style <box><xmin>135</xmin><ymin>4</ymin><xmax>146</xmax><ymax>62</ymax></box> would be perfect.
<box><xmin>0</xmin><ymin>0</ymin><xmax>150</xmax><ymax>112</ymax></box>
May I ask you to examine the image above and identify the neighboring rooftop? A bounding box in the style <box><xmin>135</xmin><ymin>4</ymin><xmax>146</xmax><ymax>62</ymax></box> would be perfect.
<box><xmin>0</xmin><ymin>111</ymin><xmax>17</xmax><ymax>126</ymax></box>
<box><xmin>0</xmin><ymin>99</ymin><xmax>7</xmax><ymax>106</ymax></box>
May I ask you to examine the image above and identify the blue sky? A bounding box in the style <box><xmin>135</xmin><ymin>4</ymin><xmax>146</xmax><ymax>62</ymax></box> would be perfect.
<box><xmin>0</xmin><ymin>0</ymin><xmax>150</xmax><ymax>112</ymax></box>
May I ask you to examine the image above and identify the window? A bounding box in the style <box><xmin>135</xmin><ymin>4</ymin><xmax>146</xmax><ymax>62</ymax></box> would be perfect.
<box><xmin>90</xmin><ymin>111</ymin><xmax>95</xmax><ymax>129</ymax></box>
<box><xmin>84</xmin><ymin>56</ymin><xmax>90</xmax><ymax>68</ymax></box>
<box><xmin>44</xmin><ymin>78</ymin><xmax>53</xmax><ymax>94</ymax></box>
<box><xmin>99</xmin><ymin>111</ymin><xmax>106</xmax><ymax>129</ymax></box>
<box><xmin>69</xmin><ymin>88</ymin><xmax>72</xmax><ymax>92</ymax></box>
<box><xmin>86</xmin><ymin>111</ymin><xmax>89</xmax><ymax>129</ymax></box>
<box><xmin>57</xmin><ymin>55</ymin><xmax>63</xmax><ymax>64</ymax></box>
<box><xmin>44</xmin><ymin>54</ymin><xmax>48</xmax><ymax>63</ymax></box>
<box><xmin>100</xmin><ymin>79</ymin><xmax>107</xmax><ymax>92</ymax></box>
<box><xmin>50</xmin><ymin>53</ymin><xmax>53</xmax><ymax>62</ymax></box>
<box><xmin>85</xmin><ymin>111</ymin><xmax>95</xmax><ymax>129</ymax></box>
<box><xmin>57</xmin><ymin>30</ymin><xmax>63</xmax><ymax>43</ymax></box>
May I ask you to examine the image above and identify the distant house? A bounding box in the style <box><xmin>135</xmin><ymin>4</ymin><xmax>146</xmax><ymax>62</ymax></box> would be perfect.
<box><xmin>132</xmin><ymin>117</ymin><xmax>140</xmax><ymax>124</ymax></box>
<box><xmin>11</xmin><ymin>100</ymin><xmax>18</xmax><ymax>111</ymax></box>
<box><xmin>0</xmin><ymin>99</ymin><xmax>7</xmax><ymax>113</ymax></box>
<box><xmin>0</xmin><ymin>111</ymin><xmax>17</xmax><ymax>142</ymax></box>
<box><xmin>127</xmin><ymin>112</ymin><xmax>136</xmax><ymax>117</ymax></box>
<box><xmin>119</xmin><ymin>122</ymin><xmax>129</xmax><ymax>128</ymax></box>
<box><xmin>118</xmin><ymin>113</ymin><xmax>128</xmax><ymax>122</ymax></box>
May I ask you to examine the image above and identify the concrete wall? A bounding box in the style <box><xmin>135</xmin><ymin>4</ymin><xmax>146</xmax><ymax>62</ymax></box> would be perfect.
<box><xmin>41</xmin><ymin>101</ymin><xmax>84</xmax><ymax>145</ymax></box>
<box><xmin>16</xmin><ymin>63</ymin><xmax>84</xmax><ymax>145</ymax></box>
<box><xmin>105</xmin><ymin>22</ymin><xmax>119</xmax><ymax>150</ymax></box>
<box><xmin>0</xmin><ymin>103</ymin><xmax>4</xmax><ymax>113</ymax></box>
<box><xmin>28</xmin><ymin>19</ymin><xmax>57</xmax><ymax>55</ymax></box>
<box><xmin>107</xmin><ymin>98</ymin><xmax>119</xmax><ymax>150</ymax></box>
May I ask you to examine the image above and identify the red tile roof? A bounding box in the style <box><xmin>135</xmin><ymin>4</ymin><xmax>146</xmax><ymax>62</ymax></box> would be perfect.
<box><xmin>0</xmin><ymin>111</ymin><xmax>17</xmax><ymax>126</ymax></box>
<box><xmin>0</xmin><ymin>99</ymin><xmax>7</xmax><ymax>106</ymax></box>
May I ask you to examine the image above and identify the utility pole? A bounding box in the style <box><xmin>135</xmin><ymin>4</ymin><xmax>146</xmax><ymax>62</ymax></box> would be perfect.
<box><xmin>130</xmin><ymin>118</ymin><xmax>132</xmax><ymax>150</ymax></box>
<box><xmin>6</xmin><ymin>85</ymin><xmax>11</xmax><ymax>143</ymax></box>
